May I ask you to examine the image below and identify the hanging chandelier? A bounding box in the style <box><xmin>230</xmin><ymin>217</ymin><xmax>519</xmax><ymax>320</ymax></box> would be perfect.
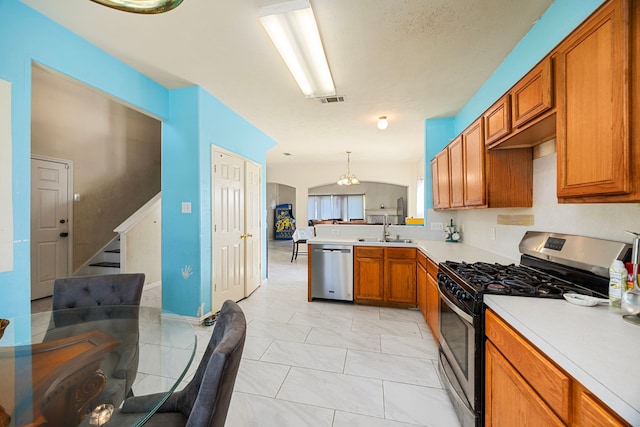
<box><xmin>337</xmin><ymin>151</ymin><xmax>360</xmax><ymax>186</ymax></box>
<box><xmin>89</xmin><ymin>0</ymin><xmax>183</xmax><ymax>14</ymax></box>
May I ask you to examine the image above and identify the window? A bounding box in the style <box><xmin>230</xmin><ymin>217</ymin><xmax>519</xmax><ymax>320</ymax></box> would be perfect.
<box><xmin>416</xmin><ymin>177</ymin><xmax>424</xmax><ymax>218</ymax></box>
<box><xmin>308</xmin><ymin>194</ymin><xmax>364</xmax><ymax>221</ymax></box>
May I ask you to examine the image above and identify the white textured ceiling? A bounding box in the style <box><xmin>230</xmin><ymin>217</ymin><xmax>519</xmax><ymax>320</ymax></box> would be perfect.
<box><xmin>21</xmin><ymin>0</ymin><xmax>553</xmax><ymax>167</ymax></box>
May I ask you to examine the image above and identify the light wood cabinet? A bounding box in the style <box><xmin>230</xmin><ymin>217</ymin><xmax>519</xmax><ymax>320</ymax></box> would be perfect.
<box><xmin>573</xmin><ymin>382</ymin><xmax>629</xmax><ymax>427</ymax></box>
<box><xmin>462</xmin><ymin>118</ymin><xmax>486</xmax><ymax>207</ymax></box>
<box><xmin>354</xmin><ymin>247</ymin><xmax>384</xmax><ymax>302</ymax></box>
<box><xmin>511</xmin><ymin>57</ymin><xmax>553</xmax><ymax>128</ymax></box>
<box><xmin>485</xmin><ymin>309</ymin><xmax>631</xmax><ymax>427</ymax></box>
<box><xmin>384</xmin><ymin>248</ymin><xmax>417</xmax><ymax>304</ymax></box>
<box><xmin>556</xmin><ymin>0</ymin><xmax>636</xmax><ymax>201</ymax></box>
<box><xmin>354</xmin><ymin>246</ymin><xmax>416</xmax><ymax>306</ymax></box>
<box><xmin>432</xmin><ymin>116</ymin><xmax>532</xmax><ymax>210</ymax></box>
<box><xmin>484</xmin><ymin>95</ymin><xmax>511</xmax><ymax>146</ymax></box>
<box><xmin>485</xmin><ymin>341</ymin><xmax>565</xmax><ymax>427</ymax></box>
<box><xmin>416</xmin><ymin>251</ymin><xmax>427</xmax><ymax>320</ymax></box>
<box><xmin>425</xmin><ymin>257</ymin><xmax>439</xmax><ymax>341</ymax></box>
<box><xmin>448</xmin><ymin>136</ymin><xmax>464</xmax><ymax>208</ymax></box>
<box><xmin>431</xmin><ymin>151</ymin><xmax>450</xmax><ymax>209</ymax></box>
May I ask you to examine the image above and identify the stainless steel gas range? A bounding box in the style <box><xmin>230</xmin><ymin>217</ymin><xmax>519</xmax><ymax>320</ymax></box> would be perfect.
<box><xmin>436</xmin><ymin>231</ymin><xmax>632</xmax><ymax>427</ymax></box>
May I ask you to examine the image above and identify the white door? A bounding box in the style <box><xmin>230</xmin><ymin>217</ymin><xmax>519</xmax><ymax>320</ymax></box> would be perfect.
<box><xmin>244</xmin><ymin>161</ymin><xmax>261</xmax><ymax>296</ymax></box>
<box><xmin>31</xmin><ymin>157</ymin><xmax>71</xmax><ymax>300</ymax></box>
<box><xmin>212</xmin><ymin>150</ymin><xmax>245</xmax><ymax>313</ymax></box>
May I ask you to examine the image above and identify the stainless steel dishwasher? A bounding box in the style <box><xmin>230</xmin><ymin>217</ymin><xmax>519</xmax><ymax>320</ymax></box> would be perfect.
<box><xmin>311</xmin><ymin>244</ymin><xmax>353</xmax><ymax>301</ymax></box>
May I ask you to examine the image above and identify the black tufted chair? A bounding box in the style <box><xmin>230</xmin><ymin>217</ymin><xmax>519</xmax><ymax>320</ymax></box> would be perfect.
<box><xmin>43</xmin><ymin>273</ymin><xmax>145</xmax><ymax>408</ymax></box>
<box><xmin>111</xmin><ymin>299</ymin><xmax>246</xmax><ymax>427</ymax></box>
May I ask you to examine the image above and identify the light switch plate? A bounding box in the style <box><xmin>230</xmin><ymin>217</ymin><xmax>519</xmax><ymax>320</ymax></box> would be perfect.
<box><xmin>181</xmin><ymin>202</ymin><xmax>192</xmax><ymax>214</ymax></box>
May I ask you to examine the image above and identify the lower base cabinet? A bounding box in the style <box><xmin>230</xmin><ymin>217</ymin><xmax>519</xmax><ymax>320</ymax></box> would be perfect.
<box><xmin>485</xmin><ymin>309</ymin><xmax>630</xmax><ymax>427</ymax></box>
<box><xmin>354</xmin><ymin>246</ymin><xmax>416</xmax><ymax>306</ymax></box>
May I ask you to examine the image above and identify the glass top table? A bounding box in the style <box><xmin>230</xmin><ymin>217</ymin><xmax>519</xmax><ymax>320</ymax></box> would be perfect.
<box><xmin>0</xmin><ymin>305</ymin><xmax>196</xmax><ymax>427</ymax></box>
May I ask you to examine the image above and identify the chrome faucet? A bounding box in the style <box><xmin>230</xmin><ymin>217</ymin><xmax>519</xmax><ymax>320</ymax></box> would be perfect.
<box><xmin>383</xmin><ymin>214</ymin><xmax>390</xmax><ymax>240</ymax></box>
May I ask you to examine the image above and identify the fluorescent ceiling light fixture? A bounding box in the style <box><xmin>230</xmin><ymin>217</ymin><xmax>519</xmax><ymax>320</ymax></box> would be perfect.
<box><xmin>89</xmin><ymin>0</ymin><xmax>183</xmax><ymax>14</ymax></box>
<box><xmin>259</xmin><ymin>0</ymin><xmax>336</xmax><ymax>98</ymax></box>
<box><xmin>377</xmin><ymin>116</ymin><xmax>389</xmax><ymax>130</ymax></box>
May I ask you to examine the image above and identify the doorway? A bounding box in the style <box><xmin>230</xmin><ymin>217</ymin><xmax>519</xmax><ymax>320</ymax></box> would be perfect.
<box><xmin>30</xmin><ymin>156</ymin><xmax>73</xmax><ymax>300</ymax></box>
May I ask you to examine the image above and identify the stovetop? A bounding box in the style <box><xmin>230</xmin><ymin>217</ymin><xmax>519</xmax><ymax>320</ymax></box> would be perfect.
<box><xmin>442</xmin><ymin>261</ymin><xmax>600</xmax><ymax>298</ymax></box>
<box><xmin>438</xmin><ymin>260</ymin><xmax>607</xmax><ymax>315</ymax></box>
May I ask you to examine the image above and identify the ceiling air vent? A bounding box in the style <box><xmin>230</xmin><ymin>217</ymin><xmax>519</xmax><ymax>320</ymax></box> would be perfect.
<box><xmin>319</xmin><ymin>95</ymin><xmax>345</xmax><ymax>104</ymax></box>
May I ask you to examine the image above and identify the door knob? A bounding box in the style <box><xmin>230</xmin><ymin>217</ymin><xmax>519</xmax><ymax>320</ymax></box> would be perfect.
<box><xmin>246</xmin><ymin>233</ymin><xmax>253</xmax><ymax>238</ymax></box>
<box><xmin>240</xmin><ymin>234</ymin><xmax>246</xmax><ymax>239</ymax></box>
<box><xmin>60</xmin><ymin>232</ymin><xmax>69</xmax><ymax>237</ymax></box>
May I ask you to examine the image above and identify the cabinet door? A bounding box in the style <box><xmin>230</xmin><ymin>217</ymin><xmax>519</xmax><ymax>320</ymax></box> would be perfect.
<box><xmin>354</xmin><ymin>247</ymin><xmax>384</xmax><ymax>302</ymax></box>
<box><xmin>448</xmin><ymin>136</ymin><xmax>464</xmax><ymax>208</ymax></box>
<box><xmin>484</xmin><ymin>94</ymin><xmax>511</xmax><ymax>145</ymax></box>
<box><xmin>426</xmin><ymin>271</ymin><xmax>439</xmax><ymax>341</ymax></box>
<box><xmin>417</xmin><ymin>261</ymin><xmax>427</xmax><ymax>321</ymax></box>
<box><xmin>432</xmin><ymin>151</ymin><xmax>450</xmax><ymax>209</ymax></box>
<box><xmin>511</xmin><ymin>57</ymin><xmax>553</xmax><ymax>128</ymax></box>
<box><xmin>485</xmin><ymin>342</ymin><xmax>565</xmax><ymax>427</ymax></box>
<box><xmin>572</xmin><ymin>382</ymin><xmax>630</xmax><ymax>427</ymax></box>
<box><xmin>384</xmin><ymin>248</ymin><xmax>416</xmax><ymax>304</ymax></box>
<box><xmin>556</xmin><ymin>0</ymin><xmax>630</xmax><ymax>198</ymax></box>
<box><xmin>463</xmin><ymin>118</ymin><xmax>486</xmax><ymax>207</ymax></box>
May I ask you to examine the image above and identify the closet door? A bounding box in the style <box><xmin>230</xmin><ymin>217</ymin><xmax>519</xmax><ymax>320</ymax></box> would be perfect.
<box><xmin>244</xmin><ymin>161</ymin><xmax>262</xmax><ymax>296</ymax></box>
<box><xmin>212</xmin><ymin>150</ymin><xmax>245</xmax><ymax>313</ymax></box>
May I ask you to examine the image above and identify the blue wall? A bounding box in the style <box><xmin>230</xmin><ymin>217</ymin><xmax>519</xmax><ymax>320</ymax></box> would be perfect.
<box><xmin>424</xmin><ymin>0</ymin><xmax>607</xmax><ymax>210</ymax></box>
<box><xmin>0</xmin><ymin>0</ymin><xmax>275</xmax><ymax>317</ymax></box>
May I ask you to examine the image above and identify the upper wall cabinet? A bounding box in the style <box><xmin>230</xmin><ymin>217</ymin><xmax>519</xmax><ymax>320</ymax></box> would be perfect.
<box><xmin>556</xmin><ymin>0</ymin><xmax>637</xmax><ymax>202</ymax></box>
<box><xmin>511</xmin><ymin>58</ymin><xmax>553</xmax><ymax>128</ymax></box>
<box><xmin>484</xmin><ymin>58</ymin><xmax>555</xmax><ymax>148</ymax></box>
<box><xmin>431</xmin><ymin>149</ymin><xmax>451</xmax><ymax>209</ymax></box>
<box><xmin>431</xmin><ymin>117</ymin><xmax>532</xmax><ymax>210</ymax></box>
<box><xmin>462</xmin><ymin>118</ymin><xmax>486</xmax><ymax>207</ymax></box>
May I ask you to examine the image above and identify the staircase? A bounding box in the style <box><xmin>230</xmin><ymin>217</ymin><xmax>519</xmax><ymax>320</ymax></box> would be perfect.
<box><xmin>77</xmin><ymin>236</ymin><xmax>121</xmax><ymax>276</ymax></box>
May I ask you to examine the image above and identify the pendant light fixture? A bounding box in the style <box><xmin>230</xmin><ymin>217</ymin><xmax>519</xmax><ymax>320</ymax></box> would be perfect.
<box><xmin>337</xmin><ymin>151</ymin><xmax>360</xmax><ymax>186</ymax></box>
<box><xmin>89</xmin><ymin>0</ymin><xmax>183</xmax><ymax>14</ymax></box>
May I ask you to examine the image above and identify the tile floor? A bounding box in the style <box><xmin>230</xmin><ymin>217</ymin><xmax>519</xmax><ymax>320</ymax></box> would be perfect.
<box><xmin>31</xmin><ymin>240</ymin><xmax>461</xmax><ymax>426</ymax></box>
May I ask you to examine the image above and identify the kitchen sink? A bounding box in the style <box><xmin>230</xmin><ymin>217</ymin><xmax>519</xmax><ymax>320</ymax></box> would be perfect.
<box><xmin>384</xmin><ymin>238</ymin><xmax>414</xmax><ymax>244</ymax></box>
<box><xmin>355</xmin><ymin>238</ymin><xmax>414</xmax><ymax>244</ymax></box>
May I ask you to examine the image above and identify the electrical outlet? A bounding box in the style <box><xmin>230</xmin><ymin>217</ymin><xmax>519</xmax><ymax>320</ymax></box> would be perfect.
<box><xmin>431</xmin><ymin>222</ymin><xmax>444</xmax><ymax>231</ymax></box>
<box><xmin>490</xmin><ymin>227</ymin><xmax>496</xmax><ymax>241</ymax></box>
<box><xmin>331</xmin><ymin>229</ymin><xmax>339</xmax><ymax>235</ymax></box>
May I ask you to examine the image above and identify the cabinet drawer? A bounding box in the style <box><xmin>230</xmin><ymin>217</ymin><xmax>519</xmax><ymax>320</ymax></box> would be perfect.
<box><xmin>355</xmin><ymin>246</ymin><xmax>383</xmax><ymax>258</ymax></box>
<box><xmin>417</xmin><ymin>250</ymin><xmax>427</xmax><ymax>269</ymax></box>
<box><xmin>426</xmin><ymin>257</ymin><xmax>439</xmax><ymax>278</ymax></box>
<box><xmin>485</xmin><ymin>310</ymin><xmax>571</xmax><ymax>423</ymax></box>
<box><xmin>384</xmin><ymin>247</ymin><xmax>416</xmax><ymax>259</ymax></box>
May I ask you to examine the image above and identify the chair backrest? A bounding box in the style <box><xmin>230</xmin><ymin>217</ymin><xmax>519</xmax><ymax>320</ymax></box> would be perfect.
<box><xmin>174</xmin><ymin>300</ymin><xmax>246</xmax><ymax>427</ymax></box>
<box><xmin>52</xmin><ymin>273</ymin><xmax>145</xmax><ymax>310</ymax></box>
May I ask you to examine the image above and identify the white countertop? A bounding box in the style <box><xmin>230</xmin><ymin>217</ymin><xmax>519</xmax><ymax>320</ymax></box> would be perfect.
<box><xmin>309</xmin><ymin>238</ymin><xmax>517</xmax><ymax>265</ymax></box>
<box><xmin>485</xmin><ymin>295</ymin><xmax>640</xmax><ymax>425</ymax></box>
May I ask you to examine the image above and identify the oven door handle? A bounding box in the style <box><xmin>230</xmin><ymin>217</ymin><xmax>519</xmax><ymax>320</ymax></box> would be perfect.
<box><xmin>438</xmin><ymin>286</ymin><xmax>474</xmax><ymax>324</ymax></box>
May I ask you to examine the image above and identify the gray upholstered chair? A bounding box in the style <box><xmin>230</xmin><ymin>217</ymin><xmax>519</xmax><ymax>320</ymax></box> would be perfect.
<box><xmin>43</xmin><ymin>273</ymin><xmax>145</xmax><ymax>408</ymax></box>
<box><xmin>51</xmin><ymin>273</ymin><xmax>145</xmax><ymax>310</ymax></box>
<box><xmin>112</xmin><ymin>299</ymin><xmax>246</xmax><ymax>427</ymax></box>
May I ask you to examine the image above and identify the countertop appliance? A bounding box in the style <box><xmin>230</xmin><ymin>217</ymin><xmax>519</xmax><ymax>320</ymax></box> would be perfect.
<box><xmin>437</xmin><ymin>231</ymin><xmax>631</xmax><ymax>427</ymax></box>
<box><xmin>310</xmin><ymin>244</ymin><xmax>354</xmax><ymax>301</ymax></box>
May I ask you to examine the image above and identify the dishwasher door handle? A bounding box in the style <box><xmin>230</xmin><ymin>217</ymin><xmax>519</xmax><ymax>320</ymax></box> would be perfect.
<box><xmin>321</xmin><ymin>249</ymin><xmax>351</xmax><ymax>254</ymax></box>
